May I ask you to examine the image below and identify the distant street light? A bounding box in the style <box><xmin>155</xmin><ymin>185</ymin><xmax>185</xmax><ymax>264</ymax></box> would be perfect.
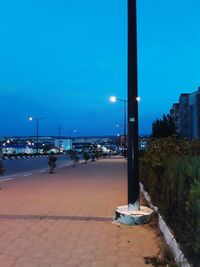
<box><xmin>69</xmin><ymin>129</ymin><xmax>77</xmax><ymax>138</ymax></box>
<box><xmin>110</xmin><ymin>96</ymin><xmax>127</xmax><ymax>156</ymax></box>
<box><xmin>68</xmin><ymin>129</ymin><xmax>77</xmax><ymax>150</ymax></box>
<box><xmin>58</xmin><ymin>125</ymin><xmax>64</xmax><ymax>153</ymax></box>
<box><xmin>116</xmin><ymin>122</ymin><xmax>123</xmax><ymax>128</ymax></box>
<box><xmin>29</xmin><ymin>116</ymin><xmax>46</xmax><ymax>154</ymax></box>
<box><xmin>116</xmin><ymin>123</ymin><xmax>123</xmax><ymax>137</ymax></box>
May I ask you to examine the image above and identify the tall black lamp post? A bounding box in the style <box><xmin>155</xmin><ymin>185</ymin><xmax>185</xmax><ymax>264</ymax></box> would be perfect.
<box><xmin>115</xmin><ymin>0</ymin><xmax>153</xmax><ymax>224</ymax></box>
<box><xmin>127</xmin><ymin>0</ymin><xmax>139</xmax><ymax>210</ymax></box>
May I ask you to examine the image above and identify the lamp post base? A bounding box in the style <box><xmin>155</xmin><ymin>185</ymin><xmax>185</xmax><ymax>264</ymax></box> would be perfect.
<box><xmin>114</xmin><ymin>205</ymin><xmax>153</xmax><ymax>225</ymax></box>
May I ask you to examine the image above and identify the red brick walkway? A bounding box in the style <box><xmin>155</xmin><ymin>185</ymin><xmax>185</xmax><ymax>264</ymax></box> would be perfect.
<box><xmin>0</xmin><ymin>158</ymin><xmax>159</xmax><ymax>267</ymax></box>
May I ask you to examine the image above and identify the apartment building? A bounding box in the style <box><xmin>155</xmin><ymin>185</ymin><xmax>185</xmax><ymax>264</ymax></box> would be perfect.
<box><xmin>170</xmin><ymin>87</ymin><xmax>200</xmax><ymax>139</ymax></box>
<box><xmin>179</xmin><ymin>93</ymin><xmax>190</xmax><ymax>138</ymax></box>
<box><xmin>188</xmin><ymin>89</ymin><xmax>200</xmax><ymax>139</ymax></box>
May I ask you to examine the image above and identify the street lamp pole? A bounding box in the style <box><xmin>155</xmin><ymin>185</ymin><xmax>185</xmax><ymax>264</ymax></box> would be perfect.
<box><xmin>110</xmin><ymin>96</ymin><xmax>127</xmax><ymax>156</ymax></box>
<box><xmin>29</xmin><ymin>117</ymin><xmax>46</xmax><ymax>155</ymax></box>
<box><xmin>115</xmin><ymin>0</ymin><xmax>153</xmax><ymax>224</ymax></box>
<box><xmin>117</xmin><ymin>98</ymin><xmax>127</xmax><ymax>156</ymax></box>
<box><xmin>68</xmin><ymin>129</ymin><xmax>77</xmax><ymax>150</ymax></box>
<box><xmin>36</xmin><ymin>119</ymin><xmax>39</xmax><ymax>155</ymax></box>
<box><xmin>124</xmin><ymin>99</ymin><xmax>127</xmax><ymax>154</ymax></box>
<box><xmin>128</xmin><ymin>0</ymin><xmax>139</xmax><ymax>210</ymax></box>
<box><xmin>58</xmin><ymin>125</ymin><xmax>64</xmax><ymax>154</ymax></box>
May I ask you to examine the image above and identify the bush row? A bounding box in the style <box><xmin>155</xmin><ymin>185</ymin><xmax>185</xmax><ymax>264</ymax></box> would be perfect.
<box><xmin>140</xmin><ymin>136</ymin><xmax>200</xmax><ymax>266</ymax></box>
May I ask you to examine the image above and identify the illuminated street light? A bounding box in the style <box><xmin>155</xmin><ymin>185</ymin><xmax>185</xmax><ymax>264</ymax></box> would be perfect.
<box><xmin>69</xmin><ymin>129</ymin><xmax>77</xmax><ymax>138</ymax></box>
<box><xmin>109</xmin><ymin>96</ymin><xmax>117</xmax><ymax>103</ymax></box>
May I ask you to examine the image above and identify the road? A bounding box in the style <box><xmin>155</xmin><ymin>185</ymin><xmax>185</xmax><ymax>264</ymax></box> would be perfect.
<box><xmin>0</xmin><ymin>156</ymin><xmax>72</xmax><ymax>180</ymax></box>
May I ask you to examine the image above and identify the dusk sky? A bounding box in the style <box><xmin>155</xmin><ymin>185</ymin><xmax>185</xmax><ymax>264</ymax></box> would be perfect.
<box><xmin>0</xmin><ymin>0</ymin><xmax>200</xmax><ymax>137</ymax></box>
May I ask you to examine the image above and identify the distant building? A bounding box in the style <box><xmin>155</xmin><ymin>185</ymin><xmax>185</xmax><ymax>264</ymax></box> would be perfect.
<box><xmin>170</xmin><ymin>87</ymin><xmax>200</xmax><ymax>139</ymax></box>
<box><xmin>0</xmin><ymin>144</ymin><xmax>38</xmax><ymax>154</ymax></box>
<box><xmin>72</xmin><ymin>136</ymin><xmax>113</xmax><ymax>144</ymax></box>
<box><xmin>188</xmin><ymin>88</ymin><xmax>200</xmax><ymax>139</ymax></box>
<box><xmin>54</xmin><ymin>138</ymin><xmax>72</xmax><ymax>152</ymax></box>
<box><xmin>179</xmin><ymin>93</ymin><xmax>190</xmax><ymax>138</ymax></box>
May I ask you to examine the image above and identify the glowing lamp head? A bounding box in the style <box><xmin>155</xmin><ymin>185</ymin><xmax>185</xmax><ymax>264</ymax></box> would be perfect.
<box><xmin>110</xmin><ymin>96</ymin><xmax>117</xmax><ymax>103</ymax></box>
<box><xmin>136</xmin><ymin>97</ymin><xmax>141</xmax><ymax>102</ymax></box>
<box><xmin>29</xmin><ymin>117</ymin><xmax>33</xmax><ymax>121</ymax></box>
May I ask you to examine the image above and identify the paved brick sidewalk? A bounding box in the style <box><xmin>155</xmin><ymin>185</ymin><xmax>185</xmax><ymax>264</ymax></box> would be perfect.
<box><xmin>0</xmin><ymin>157</ymin><xmax>159</xmax><ymax>267</ymax></box>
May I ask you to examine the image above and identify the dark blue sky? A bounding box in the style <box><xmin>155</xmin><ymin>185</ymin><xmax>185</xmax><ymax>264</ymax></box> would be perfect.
<box><xmin>0</xmin><ymin>0</ymin><xmax>200</xmax><ymax>137</ymax></box>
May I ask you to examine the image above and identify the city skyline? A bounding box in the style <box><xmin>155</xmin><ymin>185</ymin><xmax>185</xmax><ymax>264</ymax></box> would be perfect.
<box><xmin>0</xmin><ymin>0</ymin><xmax>200</xmax><ymax>137</ymax></box>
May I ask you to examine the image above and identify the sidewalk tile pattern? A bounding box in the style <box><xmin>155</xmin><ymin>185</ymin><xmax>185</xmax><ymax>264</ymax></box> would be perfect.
<box><xmin>0</xmin><ymin>158</ymin><xmax>159</xmax><ymax>267</ymax></box>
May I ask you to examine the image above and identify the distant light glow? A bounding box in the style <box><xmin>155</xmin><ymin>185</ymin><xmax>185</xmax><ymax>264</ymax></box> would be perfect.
<box><xmin>29</xmin><ymin>117</ymin><xmax>33</xmax><ymax>121</ymax></box>
<box><xmin>110</xmin><ymin>96</ymin><xmax>117</xmax><ymax>103</ymax></box>
<box><xmin>136</xmin><ymin>97</ymin><xmax>141</xmax><ymax>102</ymax></box>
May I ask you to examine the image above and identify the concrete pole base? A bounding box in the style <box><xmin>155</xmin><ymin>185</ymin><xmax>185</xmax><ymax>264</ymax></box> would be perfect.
<box><xmin>114</xmin><ymin>205</ymin><xmax>153</xmax><ymax>225</ymax></box>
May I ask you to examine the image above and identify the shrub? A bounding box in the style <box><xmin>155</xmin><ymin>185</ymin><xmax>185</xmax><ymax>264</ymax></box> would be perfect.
<box><xmin>83</xmin><ymin>152</ymin><xmax>90</xmax><ymax>163</ymax></box>
<box><xmin>140</xmin><ymin>137</ymin><xmax>200</xmax><ymax>264</ymax></box>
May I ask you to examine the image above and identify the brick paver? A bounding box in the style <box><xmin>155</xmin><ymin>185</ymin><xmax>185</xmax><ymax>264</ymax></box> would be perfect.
<box><xmin>0</xmin><ymin>158</ymin><xmax>159</xmax><ymax>267</ymax></box>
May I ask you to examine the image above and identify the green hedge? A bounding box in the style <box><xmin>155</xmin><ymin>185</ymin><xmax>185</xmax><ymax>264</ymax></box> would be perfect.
<box><xmin>140</xmin><ymin>136</ymin><xmax>200</xmax><ymax>266</ymax></box>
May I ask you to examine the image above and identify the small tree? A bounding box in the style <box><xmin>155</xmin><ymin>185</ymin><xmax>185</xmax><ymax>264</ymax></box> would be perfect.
<box><xmin>0</xmin><ymin>158</ymin><xmax>4</xmax><ymax>176</ymax></box>
<box><xmin>83</xmin><ymin>151</ymin><xmax>90</xmax><ymax>164</ymax></box>
<box><xmin>152</xmin><ymin>114</ymin><xmax>176</xmax><ymax>138</ymax></box>
<box><xmin>91</xmin><ymin>150</ymin><xmax>96</xmax><ymax>162</ymax></box>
